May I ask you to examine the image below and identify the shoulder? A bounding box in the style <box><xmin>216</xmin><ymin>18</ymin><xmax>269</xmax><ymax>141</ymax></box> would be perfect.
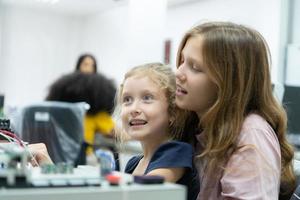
<box><xmin>220</xmin><ymin>114</ymin><xmax>281</xmax><ymax>199</ymax></box>
<box><xmin>156</xmin><ymin>141</ymin><xmax>193</xmax><ymax>153</ymax></box>
<box><xmin>152</xmin><ymin>141</ymin><xmax>193</xmax><ymax>160</ymax></box>
<box><xmin>146</xmin><ymin>141</ymin><xmax>194</xmax><ymax>173</ymax></box>
<box><xmin>239</xmin><ymin>114</ymin><xmax>280</xmax><ymax>148</ymax></box>
<box><xmin>125</xmin><ymin>155</ymin><xmax>142</xmax><ymax>174</ymax></box>
<box><xmin>242</xmin><ymin>114</ymin><xmax>272</xmax><ymax>131</ymax></box>
<box><xmin>231</xmin><ymin>114</ymin><xmax>281</xmax><ymax>176</ymax></box>
<box><xmin>230</xmin><ymin>114</ymin><xmax>281</xmax><ymax>177</ymax></box>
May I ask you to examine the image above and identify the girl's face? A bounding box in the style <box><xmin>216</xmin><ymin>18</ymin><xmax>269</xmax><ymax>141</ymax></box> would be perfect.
<box><xmin>175</xmin><ymin>35</ymin><xmax>217</xmax><ymax>117</ymax></box>
<box><xmin>121</xmin><ymin>76</ymin><xmax>170</xmax><ymax>142</ymax></box>
<box><xmin>79</xmin><ymin>57</ymin><xmax>95</xmax><ymax>74</ymax></box>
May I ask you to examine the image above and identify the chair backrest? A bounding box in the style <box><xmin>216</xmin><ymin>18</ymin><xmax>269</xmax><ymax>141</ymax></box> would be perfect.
<box><xmin>20</xmin><ymin>101</ymin><xmax>87</xmax><ymax>164</ymax></box>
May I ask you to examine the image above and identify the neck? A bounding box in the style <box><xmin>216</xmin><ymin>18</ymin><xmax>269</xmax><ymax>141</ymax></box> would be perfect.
<box><xmin>140</xmin><ymin>135</ymin><xmax>169</xmax><ymax>161</ymax></box>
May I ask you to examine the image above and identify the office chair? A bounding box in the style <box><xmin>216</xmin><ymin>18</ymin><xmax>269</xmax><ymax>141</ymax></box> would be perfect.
<box><xmin>20</xmin><ymin>101</ymin><xmax>87</xmax><ymax>164</ymax></box>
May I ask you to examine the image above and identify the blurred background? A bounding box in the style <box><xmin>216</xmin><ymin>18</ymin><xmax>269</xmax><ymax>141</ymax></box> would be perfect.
<box><xmin>0</xmin><ymin>0</ymin><xmax>298</xmax><ymax>104</ymax></box>
<box><xmin>0</xmin><ymin>0</ymin><xmax>300</xmax><ymax>163</ymax></box>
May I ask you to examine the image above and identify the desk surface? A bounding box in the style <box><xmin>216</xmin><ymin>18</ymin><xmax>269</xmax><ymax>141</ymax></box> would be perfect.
<box><xmin>0</xmin><ymin>165</ymin><xmax>186</xmax><ymax>200</ymax></box>
<box><xmin>0</xmin><ymin>183</ymin><xmax>186</xmax><ymax>200</ymax></box>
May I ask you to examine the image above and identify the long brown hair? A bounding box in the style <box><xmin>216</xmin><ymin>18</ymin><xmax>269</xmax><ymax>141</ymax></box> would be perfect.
<box><xmin>177</xmin><ymin>22</ymin><xmax>295</xmax><ymax>196</ymax></box>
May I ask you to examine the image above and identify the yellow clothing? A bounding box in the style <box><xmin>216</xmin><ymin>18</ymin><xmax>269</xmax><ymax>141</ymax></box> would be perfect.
<box><xmin>84</xmin><ymin>112</ymin><xmax>114</xmax><ymax>154</ymax></box>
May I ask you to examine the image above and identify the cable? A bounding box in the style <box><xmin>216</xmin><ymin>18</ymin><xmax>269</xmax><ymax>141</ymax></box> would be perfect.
<box><xmin>23</xmin><ymin>144</ymin><xmax>40</xmax><ymax>167</ymax></box>
<box><xmin>0</xmin><ymin>131</ymin><xmax>15</xmax><ymax>143</ymax></box>
<box><xmin>0</xmin><ymin>129</ymin><xmax>24</xmax><ymax>147</ymax></box>
<box><xmin>0</xmin><ymin>130</ymin><xmax>40</xmax><ymax>167</ymax></box>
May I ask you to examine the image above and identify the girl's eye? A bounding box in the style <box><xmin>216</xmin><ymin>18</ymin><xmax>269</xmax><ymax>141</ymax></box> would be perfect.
<box><xmin>192</xmin><ymin>65</ymin><xmax>199</xmax><ymax>71</ymax></box>
<box><xmin>143</xmin><ymin>94</ymin><xmax>154</xmax><ymax>102</ymax></box>
<box><xmin>122</xmin><ymin>96</ymin><xmax>132</xmax><ymax>104</ymax></box>
<box><xmin>191</xmin><ymin>64</ymin><xmax>202</xmax><ymax>72</ymax></box>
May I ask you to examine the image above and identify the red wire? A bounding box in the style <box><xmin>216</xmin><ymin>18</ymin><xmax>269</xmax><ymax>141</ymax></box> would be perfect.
<box><xmin>0</xmin><ymin>129</ymin><xmax>24</xmax><ymax>147</ymax></box>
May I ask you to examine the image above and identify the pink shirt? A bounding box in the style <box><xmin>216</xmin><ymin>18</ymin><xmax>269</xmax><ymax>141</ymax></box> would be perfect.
<box><xmin>196</xmin><ymin>114</ymin><xmax>281</xmax><ymax>200</ymax></box>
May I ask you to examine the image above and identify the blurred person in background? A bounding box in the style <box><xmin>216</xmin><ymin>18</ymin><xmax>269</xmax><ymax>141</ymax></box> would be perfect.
<box><xmin>75</xmin><ymin>53</ymin><xmax>97</xmax><ymax>74</ymax></box>
<box><xmin>47</xmin><ymin>67</ymin><xmax>117</xmax><ymax>167</ymax></box>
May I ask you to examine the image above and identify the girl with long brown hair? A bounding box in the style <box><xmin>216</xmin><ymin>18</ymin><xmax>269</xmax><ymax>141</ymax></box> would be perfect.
<box><xmin>175</xmin><ymin>21</ymin><xmax>295</xmax><ymax>199</ymax></box>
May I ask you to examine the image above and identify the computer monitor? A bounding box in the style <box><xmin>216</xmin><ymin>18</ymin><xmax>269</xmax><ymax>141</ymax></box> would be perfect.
<box><xmin>0</xmin><ymin>95</ymin><xmax>4</xmax><ymax>117</ymax></box>
<box><xmin>283</xmin><ymin>85</ymin><xmax>300</xmax><ymax>147</ymax></box>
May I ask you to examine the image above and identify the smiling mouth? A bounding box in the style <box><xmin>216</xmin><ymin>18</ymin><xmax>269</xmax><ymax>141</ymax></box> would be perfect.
<box><xmin>176</xmin><ymin>85</ymin><xmax>188</xmax><ymax>95</ymax></box>
<box><xmin>129</xmin><ymin>119</ymin><xmax>148</xmax><ymax>126</ymax></box>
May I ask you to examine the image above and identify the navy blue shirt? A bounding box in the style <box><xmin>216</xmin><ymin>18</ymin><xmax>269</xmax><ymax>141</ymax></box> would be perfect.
<box><xmin>125</xmin><ymin>141</ymin><xmax>199</xmax><ymax>200</ymax></box>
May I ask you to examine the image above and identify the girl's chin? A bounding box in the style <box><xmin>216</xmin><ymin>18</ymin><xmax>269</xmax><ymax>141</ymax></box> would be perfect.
<box><xmin>175</xmin><ymin>99</ymin><xmax>188</xmax><ymax>109</ymax></box>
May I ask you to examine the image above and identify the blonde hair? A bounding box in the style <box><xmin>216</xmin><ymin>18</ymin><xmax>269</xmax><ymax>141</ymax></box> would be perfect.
<box><xmin>177</xmin><ymin>22</ymin><xmax>295</xmax><ymax>196</ymax></box>
<box><xmin>113</xmin><ymin>62</ymin><xmax>186</xmax><ymax>143</ymax></box>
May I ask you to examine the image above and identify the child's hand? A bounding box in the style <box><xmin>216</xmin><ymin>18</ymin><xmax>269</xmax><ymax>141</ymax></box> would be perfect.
<box><xmin>28</xmin><ymin>143</ymin><xmax>53</xmax><ymax>166</ymax></box>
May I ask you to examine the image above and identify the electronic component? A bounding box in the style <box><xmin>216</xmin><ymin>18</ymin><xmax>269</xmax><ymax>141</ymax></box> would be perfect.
<box><xmin>105</xmin><ymin>173</ymin><xmax>121</xmax><ymax>185</ymax></box>
<box><xmin>133</xmin><ymin>175</ymin><xmax>164</xmax><ymax>184</ymax></box>
<box><xmin>30</xmin><ymin>165</ymin><xmax>101</xmax><ymax>187</ymax></box>
<box><xmin>40</xmin><ymin>163</ymin><xmax>74</xmax><ymax>174</ymax></box>
<box><xmin>0</xmin><ymin>119</ymin><xmax>11</xmax><ymax>132</ymax></box>
<box><xmin>0</xmin><ymin>143</ymin><xmax>31</xmax><ymax>188</ymax></box>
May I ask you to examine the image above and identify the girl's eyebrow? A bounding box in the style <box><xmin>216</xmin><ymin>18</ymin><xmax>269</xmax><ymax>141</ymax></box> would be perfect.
<box><xmin>121</xmin><ymin>91</ymin><xmax>131</xmax><ymax>97</ymax></box>
<box><xmin>142</xmin><ymin>89</ymin><xmax>158</xmax><ymax>94</ymax></box>
<box><xmin>184</xmin><ymin>55</ymin><xmax>203</xmax><ymax>68</ymax></box>
<box><xmin>122</xmin><ymin>89</ymin><xmax>160</xmax><ymax>97</ymax></box>
<box><xmin>181</xmin><ymin>48</ymin><xmax>203</xmax><ymax>66</ymax></box>
<box><xmin>122</xmin><ymin>91</ymin><xmax>130</xmax><ymax>96</ymax></box>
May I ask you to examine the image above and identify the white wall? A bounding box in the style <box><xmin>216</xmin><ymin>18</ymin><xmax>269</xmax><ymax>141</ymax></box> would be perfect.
<box><xmin>0</xmin><ymin>5</ymin><xmax>3</xmax><ymax>92</ymax></box>
<box><xmin>0</xmin><ymin>5</ymin><xmax>84</xmax><ymax>106</ymax></box>
<box><xmin>291</xmin><ymin>0</ymin><xmax>300</xmax><ymax>43</ymax></box>
<box><xmin>80</xmin><ymin>6</ymin><xmax>130</xmax><ymax>86</ymax></box>
<box><xmin>127</xmin><ymin>0</ymin><xmax>167</xmax><ymax>67</ymax></box>
<box><xmin>80</xmin><ymin>0</ymin><xmax>167</xmax><ymax>85</ymax></box>
<box><xmin>81</xmin><ymin>0</ymin><xmax>282</xmax><ymax>84</ymax></box>
<box><xmin>285</xmin><ymin>0</ymin><xmax>300</xmax><ymax>86</ymax></box>
<box><xmin>165</xmin><ymin>0</ymin><xmax>282</xmax><ymax>82</ymax></box>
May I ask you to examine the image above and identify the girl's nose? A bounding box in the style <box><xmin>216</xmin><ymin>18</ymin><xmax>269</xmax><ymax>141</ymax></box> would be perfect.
<box><xmin>175</xmin><ymin>65</ymin><xmax>186</xmax><ymax>82</ymax></box>
<box><xmin>130</xmin><ymin>109</ymin><xmax>141</xmax><ymax>117</ymax></box>
<box><xmin>130</xmin><ymin>102</ymin><xmax>141</xmax><ymax>117</ymax></box>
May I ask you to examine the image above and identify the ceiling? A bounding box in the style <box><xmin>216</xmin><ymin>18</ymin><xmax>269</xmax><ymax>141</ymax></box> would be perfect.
<box><xmin>0</xmin><ymin>0</ymin><xmax>201</xmax><ymax>16</ymax></box>
<box><xmin>0</xmin><ymin>0</ymin><xmax>128</xmax><ymax>16</ymax></box>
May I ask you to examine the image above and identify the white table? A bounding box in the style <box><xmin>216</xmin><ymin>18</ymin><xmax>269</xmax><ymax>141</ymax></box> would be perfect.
<box><xmin>0</xmin><ymin>165</ymin><xmax>186</xmax><ymax>200</ymax></box>
<box><xmin>0</xmin><ymin>183</ymin><xmax>186</xmax><ymax>200</ymax></box>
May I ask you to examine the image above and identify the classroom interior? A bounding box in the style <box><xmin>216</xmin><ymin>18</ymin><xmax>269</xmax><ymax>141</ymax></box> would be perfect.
<box><xmin>0</xmin><ymin>0</ymin><xmax>300</xmax><ymax>199</ymax></box>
